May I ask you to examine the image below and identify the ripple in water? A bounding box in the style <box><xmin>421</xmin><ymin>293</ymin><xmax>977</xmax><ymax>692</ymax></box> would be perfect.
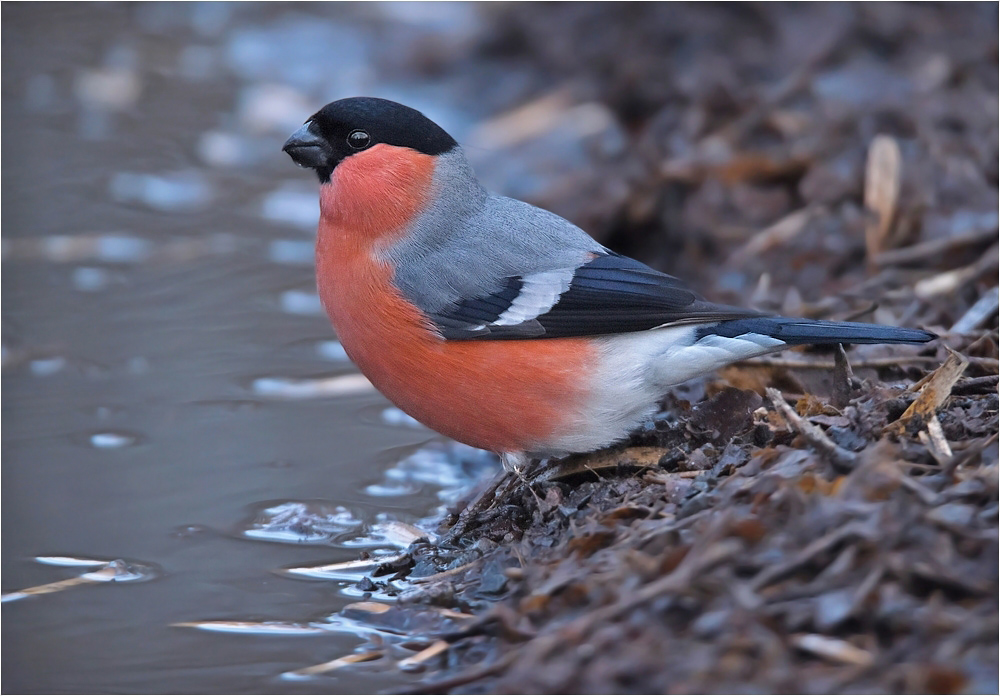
<box><xmin>279</xmin><ymin>289</ymin><xmax>323</xmax><ymax>316</ymax></box>
<box><xmin>250</xmin><ymin>373</ymin><xmax>373</xmax><ymax>399</ymax></box>
<box><xmin>89</xmin><ymin>431</ymin><xmax>141</xmax><ymax>449</ymax></box>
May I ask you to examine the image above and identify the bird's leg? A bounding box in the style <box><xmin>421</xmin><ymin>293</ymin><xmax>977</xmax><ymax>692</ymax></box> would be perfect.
<box><xmin>503</xmin><ymin>451</ymin><xmax>545</xmax><ymax>507</ymax></box>
<box><xmin>501</xmin><ymin>451</ymin><xmax>530</xmax><ymax>475</ymax></box>
<box><xmin>443</xmin><ymin>452</ymin><xmax>530</xmax><ymax>544</ymax></box>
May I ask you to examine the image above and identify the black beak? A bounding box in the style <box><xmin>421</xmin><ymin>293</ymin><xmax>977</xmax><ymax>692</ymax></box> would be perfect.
<box><xmin>282</xmin><ymin>122</ymin><xmax>328</xmax><ymax>169</ymax></box>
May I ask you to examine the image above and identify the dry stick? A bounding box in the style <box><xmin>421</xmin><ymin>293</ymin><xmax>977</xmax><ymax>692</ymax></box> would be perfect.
<box><xmin>401</xmin><ymin>651</ymin><xmax>518</xmax><ymax>694</ymax></box>
<box><xmin>792</xmin><ymin>634</ymin><xmax>875</xmax><ymax>667</ymax></box>
<box><xmin>750</xmin><ymin>522</ymin><xmax>870</xmax><ymax>592</ymax></box>
<box><xmin>727</xmin><ymin>207</ymin><xmax>818</xmax><ymax>266</ymax></box>
<box><xmin>409</xmin><ymin>559</ymin><xmax>486</xmax><ymax>585</ymax></box>
<box><xmin>766</xmin><ymin>387</ymin><xmax>858</xmax><ymax>472</ymax></box>
<box><xmin>950</xmin><ymin>286</ymin><xmax>999</xmax><ymax>334</ymax></box>
<box><xmin>944</xmin><ymin>432</ymin><xmax>998</xmax><ymax>478</ymax></box>
<box><xmin>887</xmin><ymin>350</ymin><xmax>968</xmax><ymax>436</ymax></box>
<box><xmin>917</xmin><ymin>415</ymin><xmax>954</xmax><ymax>468</ymax></box>
<box><xmin>873</xmin><ymin>226</ymin><xmax>998</xmax><ymax>267</ymax></box>
<box><xmin>740</xmin><ymin>355</ymin><xmax>942</xmax><ymax>370</ymax></box>
<box><xmin>914</xmin><ymin>244</ymin><xmax>999</xmax><ymax>300</ymax></box>
<box><xmin>398</xmin><ymin>640</ymin><xmax>451</xmax><ymax>671</ymax></box>
<box><xmin>284</xmin><ymin>650</ymin><xmax>383</xmax><ymax>678</ymax></box>
<box><xmin>1</xmin><ymin>564</ymin><xmax>120</xmax><ymax>602</ymax></box>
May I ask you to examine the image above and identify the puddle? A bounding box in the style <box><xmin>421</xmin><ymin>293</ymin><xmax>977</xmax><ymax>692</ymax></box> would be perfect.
<box><xmin>1</xmin><ymin>3</ymin><xmax>524</xmax><ymax>694</ymax></box>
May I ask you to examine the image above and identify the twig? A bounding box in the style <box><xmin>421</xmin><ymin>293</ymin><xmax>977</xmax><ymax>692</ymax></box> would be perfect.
<box><xmin>727</xmin><ymin>207</ymin><xmax>818</xmax><ymax>266</ymax></box>
<box><xmin>751</xmin><ymin>522</ymin><xmax>870</xmax><ymax>591</ymax></box>
<box><xmin>400</xmin><ymin>652</ymin><xmax>518</xmax><ymax>694</ymax></box>
<box><xmin>766</xmin><ymin>388</ymin><xmax>858</xmax><ymax>472</ymax></box>
<box><xmin>898</xmin><ymin>475</ymin><xmax>941</xmax><ymax>506</ymax></box>
<box><xmin>887</xmin><ymin>350</ymin><xmax>968</xmax><ymax>435</ymax></box>
<box><xmin>873</xmin><ymin>226</ymin><xmax>998</xmax><ymax>267</ymax></box>
<box><xmin>917</xmin><ymin>414</ymin><xmax>954</xmax><ymax>468</ymax></box>
<box><xmin>398</xmin><ymin>640</ymin><xmax>451</xmax><ymax>672</ymax></box>
<box><xmin>409</xmin><ymin>559</ymin><xmax>485</xmax><ymax>585</ymax></box>
<box><xmin>950</xmin><ymin>286</ymin><xmax>999</xmax><ymax>334</ymax></box>
<box><xmin>792</xmin><ymin>634</ymin><xmax>875</xmax><ymax>667</ymax></box>
<box><xmin>1</xmin><ymin>563</ymin><xmax>120</xmax><ymax>603</ymax></box>
<box><xmin>914</xmin><ymin>245</ymin><xmax>998</xmax><ymax>299</ymax></box>
<box><xmin>739</xmin><ymin>355</ymin><xmax>940</xmax><ymax>370</ymax></box>
<box><xmin>283</xmin><ymin>650</ymin><xmax>382</xmax><ymax>678</ymax></box>
<box><xmin>944</xmin><ymin>432</ymin><xmax>998</xmax><ymax>477</ymax></box>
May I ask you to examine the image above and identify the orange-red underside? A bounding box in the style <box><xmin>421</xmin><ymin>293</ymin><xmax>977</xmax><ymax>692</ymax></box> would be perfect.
<box><xmin>314</xmin><ymin>144</ymin><xmax>593</xmax><ymax>453</ymax></box>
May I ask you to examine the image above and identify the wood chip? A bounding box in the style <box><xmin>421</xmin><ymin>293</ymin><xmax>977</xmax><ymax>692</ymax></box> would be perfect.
<box><xmin>537</xmin><ymin>446</ymin><xmax>667</xmax><ymax>482</ymax></box>
<box><xmin>917</xmin><ymin>414</ymin><xmax>954</xmax><ymax>467</ymax></box>
<box><xmin>950</xmin><ymin>286</ymin><xmax>999</xmax><ymax>334</ymax></box>
<box><xmin>792</xmin><ymin>634</ymin><xmax>875</xmax><ymax>666</ymax></box>
<box><xmin>283</xmin><ymin>650</ymin><xmax>383</xmax><ymax>678</ymax></box>
<box><xmin>864</xmin><ymin>135</ymin><xmax>902</xmax><ymax>263</ymax></box>
<box><xmin>887</xmin><ymin>350</ymin><xmax>968</xmax><ymax>435</ymax></box>
<box><xmin>343</xmin><ymin>601</ymin><xmax>393</xmax><ymax>615</ymax></box>
<box><xmin>380</xmin><ymin>521</ymin><xmax>435</xmax><ymax>547</ymax></box>
<box><xmin>398</xmin><ymin>639</ymin><xmax>451</xmax><ymax>671</ymax></box>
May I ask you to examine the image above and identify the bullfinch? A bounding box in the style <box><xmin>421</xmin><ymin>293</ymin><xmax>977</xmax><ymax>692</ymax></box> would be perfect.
<box><xmin>282</xmin><ymin>97</ymin><xmax>934</xmax><ymax>472</ymax></box>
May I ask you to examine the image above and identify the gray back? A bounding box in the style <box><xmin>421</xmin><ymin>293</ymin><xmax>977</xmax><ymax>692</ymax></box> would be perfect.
<box><xmin>380</xmin><ymin>148</ymin><xmax>604</xmax><ymax>315</ymax></box>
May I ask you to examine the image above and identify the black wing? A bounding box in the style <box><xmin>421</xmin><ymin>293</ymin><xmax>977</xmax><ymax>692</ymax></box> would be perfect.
<box><xmin>430</xmin><ymin>252</ymin><xmax>765</xmax><ymax>340</ymax></box>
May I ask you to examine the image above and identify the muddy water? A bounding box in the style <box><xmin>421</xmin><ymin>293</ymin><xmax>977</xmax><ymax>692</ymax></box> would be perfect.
<box><xmin>1</xmin><ymin>5</ymin><xmax>505</xmax><ymax>693</ymax></box>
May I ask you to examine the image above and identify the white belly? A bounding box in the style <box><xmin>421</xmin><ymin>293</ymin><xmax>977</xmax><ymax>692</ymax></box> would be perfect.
<box><xmin>536</xmin><ymin>326</ymin><xmax>785</xmax><ymax>457</ymax></box>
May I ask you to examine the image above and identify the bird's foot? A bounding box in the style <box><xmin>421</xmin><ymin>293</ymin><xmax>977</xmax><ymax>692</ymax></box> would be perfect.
<box><xmin>442</xmin><ymin>452</ymin><xmax>538</xmax><ymax>544</ymax></box>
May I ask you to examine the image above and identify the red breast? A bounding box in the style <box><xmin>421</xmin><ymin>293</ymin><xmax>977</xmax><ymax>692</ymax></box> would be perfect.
<box><xmin>314</xmin><ymin>144</ymin><xmax>596</xmax><ymax>453</ymax></box>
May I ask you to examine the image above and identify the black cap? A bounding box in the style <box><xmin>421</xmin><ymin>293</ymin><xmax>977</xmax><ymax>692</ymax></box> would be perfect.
<box><xmin>282</xmin><ymin>97</ymin><xmax>458</xmax><ymax>182</ymax></box>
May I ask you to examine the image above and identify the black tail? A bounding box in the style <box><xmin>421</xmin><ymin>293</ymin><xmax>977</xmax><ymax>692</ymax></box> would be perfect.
<box><xmin>704</xmin><ymin>317</ymin><xmax>936</xmax><ymax>346</ymax></box>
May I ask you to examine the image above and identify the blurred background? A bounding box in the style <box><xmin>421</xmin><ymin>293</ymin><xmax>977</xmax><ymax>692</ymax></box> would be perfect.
<box><xmin>2</xmin><ymin>3</ymin><xmax>997</xmax><ymax>693</ymax></box>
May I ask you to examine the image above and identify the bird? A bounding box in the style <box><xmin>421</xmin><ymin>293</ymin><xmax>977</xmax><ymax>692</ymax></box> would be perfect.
<box><xmin>282</xmin><ymin>96</ymin><xmax>935</xmax><ymax>474</ymax></box>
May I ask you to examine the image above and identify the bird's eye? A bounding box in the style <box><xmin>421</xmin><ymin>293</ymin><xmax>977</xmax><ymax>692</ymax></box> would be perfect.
<box><xmin>347</xmin><ymin>130</ymin><xmax>371</xmax><ymax>150</ymax></box>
